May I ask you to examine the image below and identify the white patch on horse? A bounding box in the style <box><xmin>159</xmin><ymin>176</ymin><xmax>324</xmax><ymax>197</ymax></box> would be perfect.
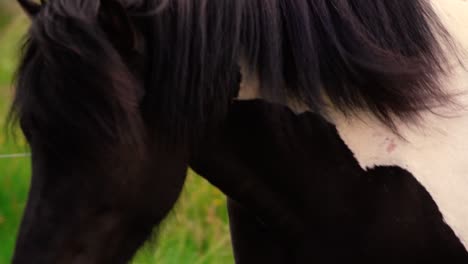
<box><xmin>238</xmin><ymin>0</ymin><xmax>468</xmax><ymax>250</ymax></box>
<box><xmin>330</xmin><ymin>0</ymin><xmax>468</xmax><ymax>250</ymax></box>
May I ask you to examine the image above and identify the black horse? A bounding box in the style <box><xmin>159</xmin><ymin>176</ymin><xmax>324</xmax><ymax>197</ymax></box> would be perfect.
<box><xmin>10</xmin><ymin>0</ymin><xmax>468</xmax><ymax>263</ymax></box>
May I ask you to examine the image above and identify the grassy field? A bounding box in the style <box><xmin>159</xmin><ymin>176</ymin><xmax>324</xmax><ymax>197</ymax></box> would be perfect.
<box><xmin>0</xmin><ymin>5</ymin><xmax>233</xmax><ymax>264</ymax></box>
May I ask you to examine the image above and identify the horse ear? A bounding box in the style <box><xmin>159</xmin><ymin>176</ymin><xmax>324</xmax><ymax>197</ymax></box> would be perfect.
<box><xmin>98</xmin><ymin>0</ymin><xmax>136</xmax><ymax>54</ymax></box>
<box><xmin>18</xmin><ymin>0</ymin><xmax>41</xmax><ymax>18</ymax></box>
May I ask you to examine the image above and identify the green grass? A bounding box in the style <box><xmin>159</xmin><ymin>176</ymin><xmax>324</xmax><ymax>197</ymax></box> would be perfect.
<box><xmin>0</xmin><ymin>9</ymin><xmax>233</xmax><ymax>264</ymax></box>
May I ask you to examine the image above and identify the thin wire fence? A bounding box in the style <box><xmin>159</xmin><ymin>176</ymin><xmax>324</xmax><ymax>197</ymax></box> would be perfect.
<box><xmin>0</xmin><ymin>153</ymin><xmax>31</xmax><ymax>159</ymax></box>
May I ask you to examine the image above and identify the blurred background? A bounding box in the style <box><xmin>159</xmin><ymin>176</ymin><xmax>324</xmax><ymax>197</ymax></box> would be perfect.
<box><xmin>0</xmin><ymin>2</ymin><xmax>233</xmax><ymax>263</ymax></box>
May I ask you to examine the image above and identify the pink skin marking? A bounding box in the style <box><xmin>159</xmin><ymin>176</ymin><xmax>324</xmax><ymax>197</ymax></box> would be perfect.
<box><xmin>386</xmin><ymin>139</ymin><xmax>397</xmax><ymax>153</ymax></box>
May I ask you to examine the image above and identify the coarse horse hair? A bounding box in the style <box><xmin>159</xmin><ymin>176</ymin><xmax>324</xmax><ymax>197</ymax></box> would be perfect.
<box><xmin>11</xmin><ymin>0</ymin><xmax>456</xmax><ymax>155</ymax></box>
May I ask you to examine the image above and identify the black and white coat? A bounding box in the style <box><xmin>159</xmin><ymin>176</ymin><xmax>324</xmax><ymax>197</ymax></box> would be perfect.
<box><xmin>332</xmin><ymin>0</ymin><xmax>468</xmax><ymax>251</ymax></box>
<box><xmin>193</xmin><ymin>1</ymin><xmax>468</xmax><ymax>262</ymax></box>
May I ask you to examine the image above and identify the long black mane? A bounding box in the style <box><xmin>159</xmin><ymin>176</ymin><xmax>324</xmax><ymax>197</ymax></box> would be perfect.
<box><xmin>11</xmin><ymin>0</ymin><xmax>455</xmax><ymax>152</ymax></box>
